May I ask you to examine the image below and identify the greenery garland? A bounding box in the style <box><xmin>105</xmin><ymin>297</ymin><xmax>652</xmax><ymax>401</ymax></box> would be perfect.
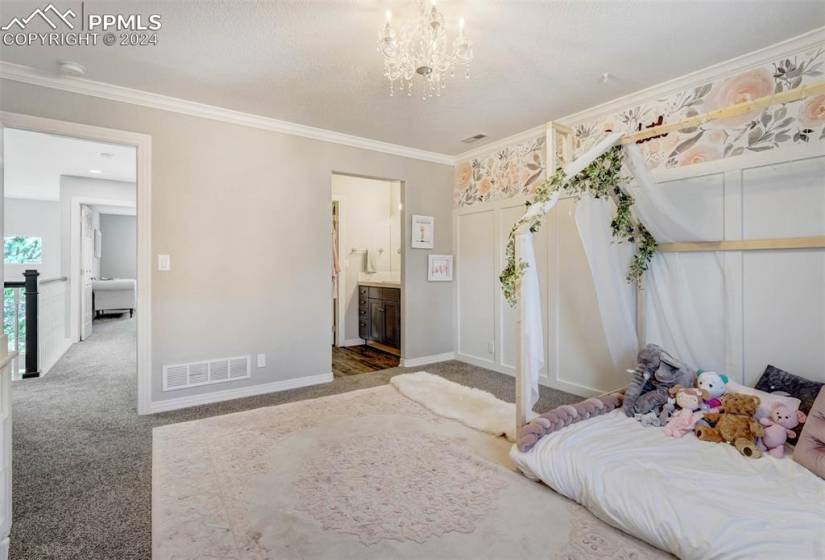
<box><xmin>499</xmin><ymin>145</ymin><xmax>657</xmax><ymax>305</ymax></box>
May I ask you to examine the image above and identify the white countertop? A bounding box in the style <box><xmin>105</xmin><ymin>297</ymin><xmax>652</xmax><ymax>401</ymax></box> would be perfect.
<box><xmin>358</xmin><ymin>272</ymin><xmax>400</xmax><ymax>288</ymax></box>
<box><xmin>358</xmin><ymin>280</ymin><xmax>401</xmax><ymax>288</ymax></box>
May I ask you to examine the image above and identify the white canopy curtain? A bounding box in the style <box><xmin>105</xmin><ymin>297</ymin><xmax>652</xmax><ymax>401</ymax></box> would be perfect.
<box><xmin>515</xmin><ymin>131</ymin><xmax>724</xmax><ymax>419</ymax></box>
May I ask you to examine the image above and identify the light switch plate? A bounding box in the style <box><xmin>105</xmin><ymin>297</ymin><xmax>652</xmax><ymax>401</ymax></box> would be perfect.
<box><xmin>257</xmin><ymin>353</ymin><xmax>266</xmax><ymax>368</ymax></box>
<box><xmin>488</xmin><ymin>341</ymin><xmax>495</xmax><ymax>354</ymax></box>
<box><xmin>158</xmin><ymin>254</ymin><xmax>171</xmax><ymax>271</ymax></box>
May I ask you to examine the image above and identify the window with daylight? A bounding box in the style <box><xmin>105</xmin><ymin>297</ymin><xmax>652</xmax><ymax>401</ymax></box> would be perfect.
<box><xmin>4</xmin><ymin>236</ymin><xmax>42</xmax><ymax>264</ymax></box>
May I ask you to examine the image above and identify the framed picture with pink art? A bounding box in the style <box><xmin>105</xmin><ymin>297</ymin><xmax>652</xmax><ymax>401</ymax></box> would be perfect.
<box><xmin>411</xmin><ymin>214</ymin><xmax>434</xmax><ymax>249</ymax></box>
<box><xmin>427</xmin><ymin>254</ymin><xmax>453</xmax><ymax>282</ymax></box>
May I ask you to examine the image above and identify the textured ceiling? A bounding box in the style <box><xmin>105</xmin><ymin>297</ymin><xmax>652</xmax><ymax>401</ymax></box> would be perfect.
<box><xmin>2</xmin><ymin>0</ymin><xmax>824</xmax><ymax>155</ymax></box>
<box><xmin>4</xmin><ymin>128</ymin><xmax>136</xmax><ymax>200</ymax></box>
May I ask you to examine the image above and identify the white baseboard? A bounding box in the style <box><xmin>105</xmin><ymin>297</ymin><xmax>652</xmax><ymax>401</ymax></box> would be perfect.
<box><xmin>454</xmin><ymin>353</ymin><xmax>598</xmax><ymax>398</ymax></box>
<box><xmin>455</xmin><ymin>352</ymin><xmax>507</xmax><ymax>374</ymax></box>
<box><xmin>400</xmin><ymin>352</ymin><xmax>455</xmax><ymax>368</ymax></box>
<box><xmin>339</xmin><ymin>338</ymin><xmax>365</xmax><ymax>347</ymax></box>
<box><xmin>148</xmin><ymin>372</ymin><xmax>334</xmax><ymax>414</ymax></box>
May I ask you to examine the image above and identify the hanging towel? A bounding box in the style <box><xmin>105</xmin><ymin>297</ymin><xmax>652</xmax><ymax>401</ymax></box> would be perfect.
<box><xmin>331</xmin><ymin>229</ymin><xmax>341</xmax><ymax>280</ymax></box>
<box><xmin>365</xmin><ymin>250</ymin><xmax>377</xmax><ymax>273</ymax></box>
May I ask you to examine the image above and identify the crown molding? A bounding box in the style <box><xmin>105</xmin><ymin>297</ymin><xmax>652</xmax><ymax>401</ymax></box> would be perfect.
<box><xmin>454</xmin><ymin>124</ymin><xmax>545</xmax><ymax>162</ymax></box>
<box><xmin>558</xmin><ymin>26</ymin><xmax>825</xmax><ymax>126</ymax></box>
<box><xmin>0</xmin><ymin>62</ymin><xmax>455</xmax><ymax>166</ymax></box>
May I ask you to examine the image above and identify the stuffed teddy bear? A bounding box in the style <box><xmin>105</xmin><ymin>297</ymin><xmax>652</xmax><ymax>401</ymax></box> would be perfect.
<box><xmin>663</xmin><ymin>386</ymin><xmax>707</xmax><ymax>438</ymax></box>
<box><xmin>516</xmin><ymin>393</ymin><xmax>623</xmax><ymax>452</ymax></box>
<box><xmin>695</xmin><ymin>393</ymin><xmax>764</xmax><ymax>458</ymax></box>
<box><xmin>623</xmin><ymin>344</ymin><xmax>695</xmax><ymax>418</ymax></box>
<box><xmin>757</xmin><ymin>403</ymin><xmax>807</xmax><ymax>458</ymax></box>
<box><xmin>696</xmin><ymin>369</ymin><xmax>728</xmax><ymax>411</ymax></box>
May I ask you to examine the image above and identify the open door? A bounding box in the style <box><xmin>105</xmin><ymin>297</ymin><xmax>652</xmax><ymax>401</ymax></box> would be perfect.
<box><xmin>80</xmin><ymin>205</ymin><xmax>95</xmax><ymax>341</ymax></box>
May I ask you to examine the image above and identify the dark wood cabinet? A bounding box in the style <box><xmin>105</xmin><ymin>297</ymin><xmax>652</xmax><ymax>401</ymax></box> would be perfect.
<box><xmin>359</xmin><ymin>285</ymin><xmax>400</xmax><ymax>351</ymax></box>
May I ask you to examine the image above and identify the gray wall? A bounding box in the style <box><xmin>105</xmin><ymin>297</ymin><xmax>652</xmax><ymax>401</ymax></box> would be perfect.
<box><xmin>3</xmin><ymin>198</ymin><xmax>61</xmax><ymax>282</ymax></box>
<box><xmin>0</xmin><ymin>79</ymin><xmax>454</xmax><ymax>404</ymax></box>
<box><xmin>99</xmin><ymin>214</ymin><xmax>136</xmax><ymax>279</ymax></box>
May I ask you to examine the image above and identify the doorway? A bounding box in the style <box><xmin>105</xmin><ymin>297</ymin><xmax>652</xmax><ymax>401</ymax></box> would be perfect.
<box><xmin>330</xmin><ymin>173</ymin><xmax>402</xmax><ymax>377</ymax></box>
<box><xmin>2</xmin><ymin>111</ymin><xmax>152</xmax><ymax>414</ymax></box>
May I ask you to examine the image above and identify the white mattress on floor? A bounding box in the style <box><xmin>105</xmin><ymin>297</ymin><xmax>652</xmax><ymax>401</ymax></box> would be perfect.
<box><xmin>510</xmin><ymin>410</ymin><xmax>825</xmax><ymax>559</ymax></box>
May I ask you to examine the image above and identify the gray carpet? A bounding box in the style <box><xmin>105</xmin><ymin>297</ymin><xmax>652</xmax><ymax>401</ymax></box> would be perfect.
<box><xmin>10</xmin><ymin>315</ymin><xmax>579</xmax><ymax>560</ymax></box>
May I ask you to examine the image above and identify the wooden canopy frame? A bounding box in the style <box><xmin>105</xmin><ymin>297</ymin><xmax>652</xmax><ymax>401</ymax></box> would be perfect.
<box><xmin>515</xmin><ymin>81</ymin><xmax>825</xmax><ymax>430</ymax></box>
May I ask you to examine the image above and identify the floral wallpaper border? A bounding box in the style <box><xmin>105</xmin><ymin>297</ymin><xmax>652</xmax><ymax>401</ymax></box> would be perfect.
<box><xmin>454</xmin><ymin>46</ymin><xmax>825</xmax><ymax>207</ymax></box>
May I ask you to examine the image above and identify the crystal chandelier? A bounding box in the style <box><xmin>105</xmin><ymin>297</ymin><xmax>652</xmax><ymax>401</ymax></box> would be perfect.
<box><xmin>377</xmin><ymin>0</ymin><xmax>473</xmax><ymax>99</ymax></box>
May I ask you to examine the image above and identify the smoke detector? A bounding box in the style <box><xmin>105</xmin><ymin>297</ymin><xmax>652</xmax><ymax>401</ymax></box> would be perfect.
<box><xmin>58</xmin><ymin>61</ymin><xmax>86</xmax><ymax>77</ymax></box>
<box><xmin>461</xmin><ymin>133</ymin><xmax>487</xmax><ymax>144</ymax></box>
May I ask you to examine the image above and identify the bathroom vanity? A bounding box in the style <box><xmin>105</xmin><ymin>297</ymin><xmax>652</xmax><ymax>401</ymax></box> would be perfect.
<box><xmin>358</xmin><ymin>282</ymin><xmax>401</xmax><ymax>354</ymax></box>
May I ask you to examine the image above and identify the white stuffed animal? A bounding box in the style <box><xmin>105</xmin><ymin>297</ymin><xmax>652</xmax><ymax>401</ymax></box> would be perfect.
<box><xmin>696</xmin><ymin>369</ymin><xmax>728</xmax><ymax>411</ymax></box>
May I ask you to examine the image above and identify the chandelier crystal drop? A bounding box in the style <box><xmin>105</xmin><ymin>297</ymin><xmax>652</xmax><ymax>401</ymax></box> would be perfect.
<box><xmin>377</xmin><ymin>0</ymin><xmax>473</xmax><ymax>100</ymax></box>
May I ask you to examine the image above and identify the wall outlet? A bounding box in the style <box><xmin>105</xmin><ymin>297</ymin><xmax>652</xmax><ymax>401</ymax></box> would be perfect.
<box><xmin>256</xmin><ymin>353</ymin><xmax>266</xmax><ymax>368</ymax></box>
<box><xmin>488</xmin><ymin>341</ymin><xmax>495</xmax><ymax>354</ymax></box>
<box><xmin>158</xmin><ymin>254</ymin><xmax>171</xmax><ymax>271</ymax></box>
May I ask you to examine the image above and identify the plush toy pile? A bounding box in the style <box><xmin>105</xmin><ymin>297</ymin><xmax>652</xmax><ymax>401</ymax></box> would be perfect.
<box><xmin>515</xmin><ymin>344</ymin><xmax>809</xmax><ymax>459</ymax></box>
<box><xmin>624</xmin><ymin>344</ymin><xmax>807</xmax><ymax>459</ymax></box>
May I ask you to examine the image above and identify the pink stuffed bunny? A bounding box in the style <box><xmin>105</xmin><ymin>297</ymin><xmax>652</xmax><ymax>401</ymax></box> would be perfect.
<box><xmin>758</xmin><ymin>404</ymin><xmax>807</xmax><ymax>458</ymax></box>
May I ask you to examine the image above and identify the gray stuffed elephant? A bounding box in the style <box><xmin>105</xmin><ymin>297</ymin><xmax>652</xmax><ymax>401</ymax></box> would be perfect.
<box><xmin>622</xmin><ymin>344</ymin><xmax>695</xmax><ymax>417</ymax></box>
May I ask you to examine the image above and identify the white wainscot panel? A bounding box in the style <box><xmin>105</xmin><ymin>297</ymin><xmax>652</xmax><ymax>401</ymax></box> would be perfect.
<box><xmin>655</xmin><ymin>172</ymin><xmax>725</xmax><ymax>241</ymax></box>
<box><xmin>38</xmin><ymin>280</ymin><xmax>72</xmax><ymax>375</ymax></box>
<box><xmin>742</xmin><ymin>250</ymin><xmax>825</xmax><ymax>385</ymax></box>
<box><xmin>553</xmin><ymin>198</ymin><xmax>620</xmax><ymax>394</ymax></box>
<box><xmin>644</xmin><ymin>252</ymin><xmax>728</xmax><ymax>375</ymax></box>
<box><xmin>742</xmin><ymin>156</ymin><xmax>825</xmax><ymax>238</ymax></box>
<box><xmin>457</xmin><ymin>211</ymin><xmax>496</xmax><ymax>365</ymax></box>
<box><xmin>498</xmin><ymin>204</ymin><xmax>548</xmax><ymax>375</ymax></box>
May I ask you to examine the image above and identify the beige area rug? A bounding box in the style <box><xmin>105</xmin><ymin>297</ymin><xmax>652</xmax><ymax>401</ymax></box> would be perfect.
<box><xmin>153</xmin><ymin>383</ymin><xmax>669</xmax><ymax>559</ymax></box>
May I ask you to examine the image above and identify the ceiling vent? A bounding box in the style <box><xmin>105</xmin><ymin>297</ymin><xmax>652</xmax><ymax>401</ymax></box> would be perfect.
<box><xmin>461</xmin><ymin>133</ymin><xmax>487</xmax><ymax>144</ymax></box>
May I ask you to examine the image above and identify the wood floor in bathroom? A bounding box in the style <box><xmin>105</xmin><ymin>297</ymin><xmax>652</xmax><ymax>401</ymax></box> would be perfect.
<box><xmin>332</xmin><ymin>345</ymin><xmax>399</xmax><ymax>377</ymax></box>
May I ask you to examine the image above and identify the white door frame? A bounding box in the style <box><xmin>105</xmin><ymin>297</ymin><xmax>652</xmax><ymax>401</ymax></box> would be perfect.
<box><xmin>1</xmin><ymin>111</ymin><xmax>153</xmax><ymax>415</ymax></box>
<box><xmin>332</xmin><ymin>194</ymin><xmax>348</xmax><ymax>347</ymax></box>
<box><xmin>71</xmin><ymin>197</ymin><xmax>136</xmax><ymax>342</ymax></box>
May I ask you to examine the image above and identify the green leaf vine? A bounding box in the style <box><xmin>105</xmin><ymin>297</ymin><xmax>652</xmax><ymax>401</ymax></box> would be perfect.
<box><xmin>499</xmin><ymin>145</ymin><xmax>657</xmax><ymax>305</ymax></box>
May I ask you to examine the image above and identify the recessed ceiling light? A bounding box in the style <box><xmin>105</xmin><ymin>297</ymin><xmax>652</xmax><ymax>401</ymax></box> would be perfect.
<box><xmin>58</xmin><ymin>61</ymin><xmax>86</xmax><ymax>77</ymax></box>
<box><xmin>599</xmin><ymin>73</ymin><xmax>612</xmax><ymax>84</ymax></box>
<box><xmin>89</xmin><ymin>169</ymin><xmax>102</xmax><ymax>174</ymax></box>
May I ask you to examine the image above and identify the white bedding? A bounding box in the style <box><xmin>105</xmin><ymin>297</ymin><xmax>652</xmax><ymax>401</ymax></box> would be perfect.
<box><xmin>510</xmin><ymin>410</ymin><xmax>825</xmax><ymax>559</ymax></box>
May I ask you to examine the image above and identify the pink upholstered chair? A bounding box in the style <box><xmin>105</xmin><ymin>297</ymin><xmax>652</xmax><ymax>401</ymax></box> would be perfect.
<box><xmin>794</xmin><ymin>387</ymin><xmax>825</xmax><ymax>480</ymax></box>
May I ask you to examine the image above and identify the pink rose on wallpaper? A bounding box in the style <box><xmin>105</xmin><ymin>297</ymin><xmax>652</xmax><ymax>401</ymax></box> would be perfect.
<box><xmin>799</xmin><ymin>94</ymin><xmax>825</xmax><ymax>127</ymax></box>
<box><xmin>477</xmin><ymin>177</ymin><xmax>492</xmax><ymax>196</ymax></box>
<box><xmin>455</xmin><ymin>161</ymin><xmax>473</xmax><ymax>189</ymax></box>
<box><xmin>677</xmin><ymin>144</ymin><xmax>722</xmax><ymax>167</ymax></box>
<box><xmin>705</xmin><ymin>68</ymin><xmax>774</xmax><ymax>127</ymax></box>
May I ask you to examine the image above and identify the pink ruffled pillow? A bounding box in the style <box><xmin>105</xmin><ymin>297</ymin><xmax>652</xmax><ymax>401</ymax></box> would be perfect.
<box><xmin>725</xmin><ymin>381</ymin><xmax>801</xmax><ymax>420</ymax></box>
<box><xmin>794</xmin><ymin>387</ymin><xmax>825</xmax><ymax>480</ymax></box>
